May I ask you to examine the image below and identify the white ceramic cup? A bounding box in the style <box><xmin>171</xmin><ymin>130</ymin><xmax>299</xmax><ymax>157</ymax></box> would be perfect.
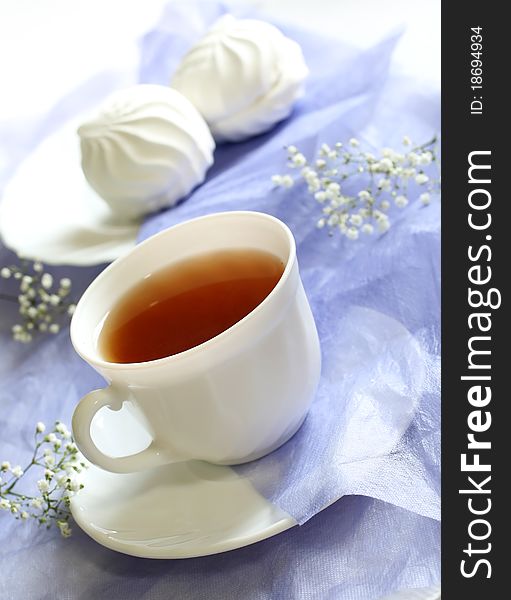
<box><xmin>71</xmin><ymin>211</ymin><xmax>321</xmax><ymax>473</ymax></box>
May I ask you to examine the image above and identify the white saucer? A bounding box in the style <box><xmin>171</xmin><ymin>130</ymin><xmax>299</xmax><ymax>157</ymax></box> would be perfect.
<box><xmin>0</xmin><ymin>115</ymin><xmax>140</xmax><ymax>266</ymax></box>
<box><xmin>70</xmin><ymin>405</ymin><xmax>295</xmax><ymax>559</ymax></box>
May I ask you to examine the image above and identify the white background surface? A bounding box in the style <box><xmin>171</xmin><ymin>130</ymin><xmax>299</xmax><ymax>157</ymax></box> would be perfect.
<box><xmin>0</xmin><ymin>0</ymin><xmax>440</xmax><ymax>125</ymax></box>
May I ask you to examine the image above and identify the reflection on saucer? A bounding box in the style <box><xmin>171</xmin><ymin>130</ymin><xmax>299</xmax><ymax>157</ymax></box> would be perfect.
<box><xmin>71</xmin><ymin>405</ymin><xmax>295</xmax><ymax>559</ymax></box>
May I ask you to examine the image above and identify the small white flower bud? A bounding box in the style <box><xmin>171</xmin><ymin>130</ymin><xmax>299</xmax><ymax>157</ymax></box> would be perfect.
<box><xmin>36</xmin><ymin>422</ymin><xmax>46</xmax><ymax>433</ymax></box>
<box><xmin>41</xmin><ymin>273</ymin><xmax>53</xmax><ymax>289</ymax></box>
<box><xmin>379</xmin><ymin>158</ymin><xmax>393</xmax><ymax>171</ymax></box>
<box><xmin>11</xmin><ymin>465</ymin><xmax>23</xmax><ymax>478</ymax></box>
<box><xmin>377</xmin><ymin>178</ymin><xmax>391</xmax><ymax>191</ymax></box>
<box><xmin>420</xmin><ymin>151</ymin><xmax>433</xmax><ymax>165</ymax></box>
<box><xmin>1</xmin><ymin>267</ymin><xmax>11</xmax><ymax>278</ymax></box>
<box><xmin>30</xmin><ymin>497</ymin><xmax>43</xmax><ymax>509</ymax></box>
<box><xmin>420</xmin><ymin>192</ymin><xmax>431</xmax><ymax>206</ymax></box>
<box><xmin>37</xmin><ymin>479</ymin><xmax>50</xmax><ymax>493</ymax></box>
<box><xmin>345</xmin><ymin>227</ymin><xmax>358</xmax><ymax>240</ymax></box>
<box><xmin>415</xmin><ymin>173</ymin><xmax>429</xmax><ymax>185</ymax></box>
<box><xmin>291</xmin><ymin>153</ymin><xmax>306</xmax><ymax>167</ymax></box>
<box><xmin>281</xmin><ymin>175</ymin><xmax>294</xmax><ymax>188</ymax></box>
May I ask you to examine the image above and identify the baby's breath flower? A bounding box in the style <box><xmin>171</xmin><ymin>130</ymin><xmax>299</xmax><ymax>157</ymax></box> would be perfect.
<box><xmin>1</xmin><ymin>420</ymin><xmax>84</xmax><ymax>537</ymax></box>
<box><xmin>49</xmin><ymin>294</ymin><xmax>60</xmax><ymax>306</ymax></box>
<box><xmin>44</xmin><ymin>454</ymin><xmax>55</xmax><ymax>467</ymax></box>
<box><xmin>407</xmin><ymin>152</ymin><xmax>419</xmax><ymax>166</ymax></box>
<box><xmin>395</xmin><ymin>195</ymin><xmax>409</xmax><ymax>208</ymax></box>
<box><xmin>346</xmin><ymin>227</ymin><xmax>359</xmax><ymax>240</ymax></box>
<box><xmin>55</xmin><ymin>422</ymin><xmax>69</xmax><ymax>436</ymax></box>
<box><xmin>420</xmin><ymin>151</ymin><xmax>433</xmax><ymax>165</ymax></box>
<box><xmin>420</xmin><ymin>192</ymin><xmax>431</xmax><ymax>206</ymax></box>
<box><xmin>280</xmin><ymin>175</ymin><xmax>294</xmax><ymax>188</ymax></box>
<box><xmin>37</xmin><ymin>479</ymin><xmax>50</xmax><ymax>494</ymax></box>
<box><xmin>57</xmin><ymin>520</ymin><xmax>72</xmax><ymax>538</ymax></box>
<box><xmin>272</xmin><ymin>134</ymin><xmax>439</xmax><ymax>240</ymax></box>
<box><xmin>377</xmin><ymin>219</ymin><xmax>391</xmax><ymax>233</ymax></box>
<box><xmin>291</xmin><ymin>153</ymin><xmax>306</xmax><ymax>167</ymax></box>
<box><xmin>1</xmin><ymin>258</ymin><xmax>77</xmax><ymax>343</ymax></box>
<box><xmin>41</xmin><ymin>273</ymin><xmax>53</xmax><ymax>289</ymax></box>
<box><xmin>67</xmin><ymin>480</ymin><xmax>82</xmax><ymax>493</ymax></box>
<box><xmin>11</xmin><ymin>465</ymin><xmax>23</xmax><ymax>478</ymax></box>
<box><xmin>379</xmin><ymin>158</ymin><xmax>394</xmax><ymax>171</ymax></box>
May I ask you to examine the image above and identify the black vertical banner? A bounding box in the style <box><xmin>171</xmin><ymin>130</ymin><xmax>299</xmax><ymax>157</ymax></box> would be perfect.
<box><xmin>442</xmin><ymin>1</ymin><xmax>506</xmax><ymax>596</ymax></box>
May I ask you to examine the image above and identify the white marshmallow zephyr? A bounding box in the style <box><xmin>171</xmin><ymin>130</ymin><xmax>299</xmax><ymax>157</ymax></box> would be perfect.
<box><xmin>171</xmin><ymin>14</ymin><xmax>309</xmax><ymax>142</ymax></box>
<box><xmin>78</xmin><ymin>85</ymin><xmax>215</xmax><ymax>220</ymax></box>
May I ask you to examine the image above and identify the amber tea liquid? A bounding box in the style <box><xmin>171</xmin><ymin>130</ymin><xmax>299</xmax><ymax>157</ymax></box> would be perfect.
<box><xmin>98</xmin><ymin>248</ymin><xmax>285</xmax><ymax>363</ymax></box>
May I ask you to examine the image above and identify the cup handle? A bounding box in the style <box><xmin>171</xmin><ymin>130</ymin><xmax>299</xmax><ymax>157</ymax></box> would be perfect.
<box><xmin>72</xmin><ymin>385</ymin><xmax>172</xmax><ymax>473</ymax></box>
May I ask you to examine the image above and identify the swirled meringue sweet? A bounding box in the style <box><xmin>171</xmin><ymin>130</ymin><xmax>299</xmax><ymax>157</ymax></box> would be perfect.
<box><xmin>171</xmin><ymin>15</ymin><xmax>308</xmax><ymax>142</ymax></box>
<box><xmin>78</xmin><ymin>85</ymin><xmax>215</xmax><ymax>220</ymax></box>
